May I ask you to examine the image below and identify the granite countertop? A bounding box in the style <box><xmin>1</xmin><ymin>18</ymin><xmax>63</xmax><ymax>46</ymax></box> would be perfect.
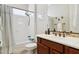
<box><xmin>37</xmin><ymin>34</ymin><xmax>79</xmax><ymax>49</ymax></box>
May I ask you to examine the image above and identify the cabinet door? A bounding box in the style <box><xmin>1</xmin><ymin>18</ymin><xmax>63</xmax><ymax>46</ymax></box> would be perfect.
<box><xmin>37</xmin><ymin>43</ymin><xmax>49</xmax><ymax>54</ymax></box>
<box><xmin>65</xmin><ymin>46</ymin><xmax>79</xmax><ymax>54</ymax></box>
<box><xmin>50</xmin><ymin>48</ymin><xmax>60</xmax><ymax>54</ymax></box>
<box><xmin>41</xmin><ymin>39</ymin><xmax>63</xmax><ymax>53</ymax></box>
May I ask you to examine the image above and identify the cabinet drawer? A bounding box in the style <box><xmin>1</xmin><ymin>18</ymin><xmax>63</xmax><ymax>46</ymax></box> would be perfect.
<box><xmin>41</xmin><ymin>39</ymin><xmax>63</xmax><ymax>53</ymax></box>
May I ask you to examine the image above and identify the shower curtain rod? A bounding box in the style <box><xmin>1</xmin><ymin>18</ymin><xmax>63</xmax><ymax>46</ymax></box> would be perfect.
<box><xmin>6</xmin><ymin>5</ymin><xmax>34</xmax><ymax>13</ymax></box>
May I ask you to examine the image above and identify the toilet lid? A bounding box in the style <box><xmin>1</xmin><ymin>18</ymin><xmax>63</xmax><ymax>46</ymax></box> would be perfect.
<box><xmin>25</xmin><ymin>43</ymin><xmax>37</xmax><ymax>48</ymax></box>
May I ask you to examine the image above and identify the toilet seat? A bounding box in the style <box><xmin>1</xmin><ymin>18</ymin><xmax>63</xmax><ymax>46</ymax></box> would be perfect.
<box><xmin>26</xmin><ymin>43</ymin><xmax>36</xmax><ymax>47</ymax></box>
<box><xmin>25</xmin><ymin>43</ymin><xmax>37</xmax><ymax>50</ymax></box>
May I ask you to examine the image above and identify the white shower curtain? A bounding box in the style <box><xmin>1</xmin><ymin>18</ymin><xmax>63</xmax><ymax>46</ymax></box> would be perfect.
<box><xmin>1</xmin><ymin>5</ymin><xmax>14</xmax><ymax>54</ymax></box>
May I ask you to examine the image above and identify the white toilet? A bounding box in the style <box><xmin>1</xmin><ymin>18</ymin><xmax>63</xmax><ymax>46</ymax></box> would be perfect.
<box><xmin>25</xmin><ymin>42</ymin><xmax>37</xmax><ymax>54</ymax></box>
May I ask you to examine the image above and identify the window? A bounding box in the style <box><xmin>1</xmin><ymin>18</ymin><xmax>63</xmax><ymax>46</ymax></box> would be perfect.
<box><xmin>13</xmin><ymin>8</ymin><xmax>26</xmax><ymax>16</ymax></box>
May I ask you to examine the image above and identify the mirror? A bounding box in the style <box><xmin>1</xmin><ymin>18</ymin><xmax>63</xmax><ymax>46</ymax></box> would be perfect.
<box><xmin>48</xmin><ymin>4</ymin><xmax>79</xmax><ymax>33</ymax></box>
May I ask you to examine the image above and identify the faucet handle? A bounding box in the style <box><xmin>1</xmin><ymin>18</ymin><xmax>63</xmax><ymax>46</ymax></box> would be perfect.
<box><xmin>63</xmin><ymin>31</ymin><xmax>66</xmax><ymax>37</ymax></box>
<box><xmin>59</xmin><ymin>33</ymin><xmax>61</xmax><ymax>37</ymax></box>
<box><xmin>70</xmin><ymin>31</ymin><xmax>72</xmax><ymax>34</ymax></box>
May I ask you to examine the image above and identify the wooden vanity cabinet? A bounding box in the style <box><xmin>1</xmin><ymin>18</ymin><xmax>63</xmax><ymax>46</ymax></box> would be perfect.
<box><xmin>37</xmin><ymin>37</ymin><xmax>63</xmax><ymax>54</ymax></box>
<box><xmin>37</xmin><ymin>37</ymin><xmax>79</xmax><ymax>54</ymax></box>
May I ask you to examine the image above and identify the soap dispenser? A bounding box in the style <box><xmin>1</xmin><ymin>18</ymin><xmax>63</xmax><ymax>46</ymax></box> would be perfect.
<box><xmin>47</xmin><ymin>28</ymin><xmax>50</xmax><ymax>35</ymax></box>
